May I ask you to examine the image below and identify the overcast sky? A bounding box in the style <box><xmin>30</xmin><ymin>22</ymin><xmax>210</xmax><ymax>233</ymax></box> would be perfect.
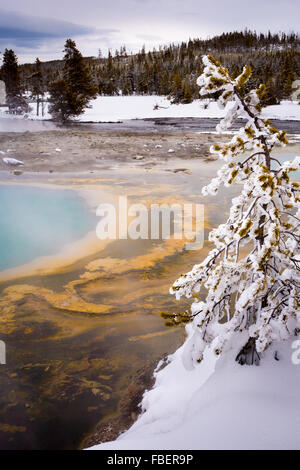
<box><xmin>0</xmin><ymin>0</ymin><xmax>299</xmax><ymax>63</ymax></box>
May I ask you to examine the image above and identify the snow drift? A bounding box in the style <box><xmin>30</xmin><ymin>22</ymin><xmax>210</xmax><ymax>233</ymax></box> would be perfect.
<box><xmin>89</xmin><ymin>332</ymin><xmax>300</xmax><ymax>450</ymax></box>
<box><xmin>1</xmin><ymin>96</ymin><xmax>300</xmax><ymax>124</ymax></box>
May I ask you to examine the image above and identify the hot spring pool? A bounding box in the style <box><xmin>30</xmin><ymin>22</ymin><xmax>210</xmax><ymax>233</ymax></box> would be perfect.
<box><xmin>0</xmin><ymin>185</ymin><xmax>97</xmax><ymax>272</ymax></box>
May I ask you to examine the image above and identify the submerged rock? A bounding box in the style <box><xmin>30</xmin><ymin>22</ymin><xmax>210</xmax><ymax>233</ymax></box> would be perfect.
<box><xmin>133</xmin><ymin>155</ymin><xmax>145</xmax><ymax>160</ymax></box>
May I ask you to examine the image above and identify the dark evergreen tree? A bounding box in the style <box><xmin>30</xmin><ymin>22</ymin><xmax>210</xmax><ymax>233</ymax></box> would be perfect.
<box><xmin>182</xmin><ymin>81</ymin><xmax>193</xmax><ymax>104</ymax></box>
<box><xmin>29</xmin><ymin>58</ymin><xmax>45</xmax><ymax>116</ymax></box>
<box><xmin>15</xmin><ymin>30</ymin><xmax>300</xmax><ymax>105</ymax></box>
<box><xmin>169</xmin><ymin>73</ymin><xmax>184</xmax><ymax>103</ymax></box>
<box><xmin>98</xmin><ymin>50</ymin><xmax>119</xmax><ymax>95</ymax></box>
<box><xmin>49</xmin><ymin>39</ymin><xmax>98</xmax><ymax>122</ymax></box>
<box><xmin>1</xmin><ymin>49</ymin><xmax>20</xmax><ymax>97</ymax></box>
<box><xmin>280</xmin><ymin>53</ymin><xmax>295</xmax><ymax>99</ymax></box>
<box><xmin>1</xmin><ymin>49</ymin><xmax>29</xmax><ymax>114</ymax></box>
<box><xmin>262</xmin><ymin>75</ymin><xmax>279</xmax><ymax>106</ymax></box>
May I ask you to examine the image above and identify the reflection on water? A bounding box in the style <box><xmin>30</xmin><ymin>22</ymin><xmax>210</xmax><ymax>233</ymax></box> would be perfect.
<box><xmin>0</xmin><ymin>146</ymin><xmax>298</xmax><ymax>450</ymax></box>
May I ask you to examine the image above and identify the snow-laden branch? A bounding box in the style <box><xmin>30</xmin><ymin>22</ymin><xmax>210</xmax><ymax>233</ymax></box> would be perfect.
<box><xmin>169</xmin><ymin>54</ymin><xmax>300</xmax><ymax>366</ymax></box>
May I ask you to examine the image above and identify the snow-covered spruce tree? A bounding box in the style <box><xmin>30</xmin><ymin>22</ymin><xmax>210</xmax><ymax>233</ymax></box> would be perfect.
<box><xmin>168</xmin><ymin>55</ymin><xmax>300</xmax><ymax>366</ymax></box>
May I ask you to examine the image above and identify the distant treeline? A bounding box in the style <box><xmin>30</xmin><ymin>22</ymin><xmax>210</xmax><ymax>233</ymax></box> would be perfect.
<box><xmin>9</xmin><ymin>30</ymin><xmax>300</xmax><ymax>104</ymax></box>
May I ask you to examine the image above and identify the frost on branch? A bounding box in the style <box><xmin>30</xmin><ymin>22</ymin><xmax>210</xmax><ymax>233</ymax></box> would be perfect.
<box><xmin>169</xmin><ymin>54</ymin><xmax>300</xmax><ymax>366</ymax></box>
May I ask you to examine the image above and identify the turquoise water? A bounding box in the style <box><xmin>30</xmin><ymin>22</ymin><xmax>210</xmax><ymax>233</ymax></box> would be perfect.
<box><xmin>0</xmin><ymin>185</ymin><xmax>97</xmax><ymax>272</ymax></box>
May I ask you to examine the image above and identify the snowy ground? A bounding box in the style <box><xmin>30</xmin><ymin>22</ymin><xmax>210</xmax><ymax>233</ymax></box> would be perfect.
<box><xmin>79</xmin><ymin>97</ymin><xmax>300</xmax><ymax>122</ymax></box>
<box><xmin>88</xmin><ymin>331</ymin><xmax>300</xmax><ymax>450</ymax></box>
<box><xmin>3</xmin><ymin>96</ymin><xmax>299</xmax><ymax>123</ymax></box>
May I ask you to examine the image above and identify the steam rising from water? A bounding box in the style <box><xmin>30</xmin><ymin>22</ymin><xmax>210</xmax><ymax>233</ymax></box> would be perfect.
<box><xmin>0</xmin><ymin>117</ymin><xmax>58</xmax><ymax>133</ymax></box>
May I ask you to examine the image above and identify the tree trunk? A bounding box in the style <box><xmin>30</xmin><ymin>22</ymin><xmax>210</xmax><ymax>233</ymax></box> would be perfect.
<box><xmin>236</xmin><ymin>337</ymin><xmax>260</xmax><ymax>365</ymax></box>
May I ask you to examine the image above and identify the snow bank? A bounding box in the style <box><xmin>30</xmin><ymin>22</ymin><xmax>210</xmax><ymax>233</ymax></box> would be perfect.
<box><xmin>261</xmin><ymin>100</ymin><xmax>300</xmax><ymax>121</ymax></box>
<box><xmin>88</xmin><ymin>332</ymin><xmax>300</xmax><ymax>450</ymax></box>
<box><xmin>2</xmin><ymin>157</ymin><xmax>24</xmax><ymax>166</ymax></box>
<box><xmin>8</xmin><ymin>96</ymin><xmax>300</xmax><ymax>123</ymax></box>
<box><xmin>78</xmin><ymin>96</ymin><xmax>231</xmax><ymax>122</ymax></box>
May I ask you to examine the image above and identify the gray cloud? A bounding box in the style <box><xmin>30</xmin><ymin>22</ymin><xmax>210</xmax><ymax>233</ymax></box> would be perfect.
<box><xmin>136</xmin><ymin>34</ymin><xmax>163</xmax><ymax>42</ymax></box>
<box><xmin>0</xmin><ymin>9</ymin><xmax>95</xmax><ymax>39</ymax></box>
<box><xmin>0</xmin><ymin>8</ymin><xmax>119</xmax><ymax>60</ymax></box>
